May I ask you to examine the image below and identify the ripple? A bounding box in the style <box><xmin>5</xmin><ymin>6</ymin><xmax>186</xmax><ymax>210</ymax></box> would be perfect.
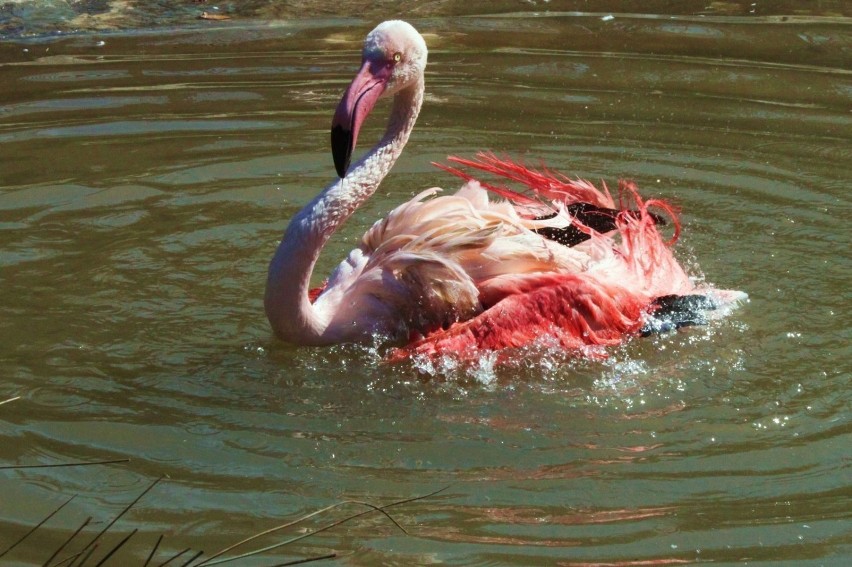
<box><xmin>20</xmin><ymin>69</ymin><xmax>130</xmax><ymax>82</ymax></box>
<box><xmin>0</xmin><ymin>11</ymin><xmax>848</xmax><ymax>567</ymax></box>
<box><xmin>0</xmin><ymin>118</ymin><xmax>278</xmax><ymax>143</ymax></box>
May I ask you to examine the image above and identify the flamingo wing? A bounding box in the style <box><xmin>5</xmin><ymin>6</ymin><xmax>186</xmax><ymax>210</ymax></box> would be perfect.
<box><xmin>385</xmin><ymin>156</ymin><xmax>705</xmax><ymax>360</ymax></box>
<box><xmin>389</xmin><ymin>271</ymin><xmax>650</xmax><ymax>361</ymax></box>
<box><xmin>310</xmin><ymin>153</ymin><xmax>739</xmax><ymax>356</ymax></box>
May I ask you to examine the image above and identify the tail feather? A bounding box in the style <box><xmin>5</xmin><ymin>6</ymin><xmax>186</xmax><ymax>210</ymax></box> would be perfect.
<box><xmin>617</xmin><ymin>181</ymin><xmax>681</xmax><ymax>246</ymax></box>
<box><xmin>434</xmin><ymin>160</ymin><xmax>541</xmax><ymax>207</ymax></box>
<box><xmin>436</xmin><ymin>152</ymin><xmax>615</xmax><ymax>208</ymax></box>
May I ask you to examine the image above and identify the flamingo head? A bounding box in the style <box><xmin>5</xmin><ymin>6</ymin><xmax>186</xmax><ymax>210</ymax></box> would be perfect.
<box><xmin>331</xmin><ymin>20</ymin><xmax>428</xmax><ymax>178</ymax></box>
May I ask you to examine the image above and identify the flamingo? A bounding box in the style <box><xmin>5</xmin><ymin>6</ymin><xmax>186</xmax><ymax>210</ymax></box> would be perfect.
<box><xmin>264</xmin><ymin>20</ymin><xmax>745</xmax><ymax>361</ymax></box>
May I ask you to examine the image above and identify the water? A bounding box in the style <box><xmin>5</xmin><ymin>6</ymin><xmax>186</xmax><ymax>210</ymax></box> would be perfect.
<box><xmin>1</xmin><ymin>3</ymin><xmax>850</xmax><ymax>565</ymax></box>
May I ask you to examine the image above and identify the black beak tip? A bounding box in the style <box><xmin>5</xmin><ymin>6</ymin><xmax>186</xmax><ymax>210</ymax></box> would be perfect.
<box><xmin>331</xmin><ymin>124</ymin><xmax>352</xmax><ymax>179</ymax></box>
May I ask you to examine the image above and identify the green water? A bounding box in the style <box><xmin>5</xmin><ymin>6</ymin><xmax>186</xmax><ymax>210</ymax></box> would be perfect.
<box><xmin>0</xmin><ymin>3</ymin><xmax>850</xmax><ymax>565</ymax></box>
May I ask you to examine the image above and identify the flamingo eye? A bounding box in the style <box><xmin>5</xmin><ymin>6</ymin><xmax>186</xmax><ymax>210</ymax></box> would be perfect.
<box><xmin>393</xmin><ymin>52</ymin><xmax>402</xmax><ymax>63</ymax></box>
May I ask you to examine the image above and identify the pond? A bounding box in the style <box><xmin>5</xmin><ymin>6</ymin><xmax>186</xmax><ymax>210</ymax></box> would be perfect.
<box><xmin>1</xmin><ymin>2</ymin><xmax>849</xmax><ymax>565</ymax></box>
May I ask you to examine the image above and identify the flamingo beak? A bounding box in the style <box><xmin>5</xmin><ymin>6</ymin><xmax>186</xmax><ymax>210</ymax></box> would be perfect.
<box><xmin>331</xmin><ymin>58</ymin><xmax>391</xmax><ymax>178</ymax></box>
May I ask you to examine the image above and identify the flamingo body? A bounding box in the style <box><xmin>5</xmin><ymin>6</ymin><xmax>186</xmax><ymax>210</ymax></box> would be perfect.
<box><xmin>265</xmin><ymin>21</ymin><xmax>745</xmax><ymax>361</ymax></box>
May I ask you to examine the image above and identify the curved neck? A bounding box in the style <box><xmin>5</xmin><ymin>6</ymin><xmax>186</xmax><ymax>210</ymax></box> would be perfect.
<box><xmin>265</xmin><ymin>78</ymin><xmax>424</xmax><ymax>343</ymax></box>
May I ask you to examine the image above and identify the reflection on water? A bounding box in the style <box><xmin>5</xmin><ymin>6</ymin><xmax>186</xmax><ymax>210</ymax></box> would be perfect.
<box><xmin>1</xmin><ymin>3</ymin><xmax>850</xmax><ymax>566</ymax></box>
<box><xmin>3</xmin><ymin>0</ymin><xmax>852</xmax><ymax>39</ymax></box>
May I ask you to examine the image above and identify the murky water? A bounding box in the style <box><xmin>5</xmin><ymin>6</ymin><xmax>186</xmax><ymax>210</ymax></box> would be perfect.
<box><xmin>1</xmin><ymin>3</ymin><xmax>850</xmax><ymax>566</ymax></box>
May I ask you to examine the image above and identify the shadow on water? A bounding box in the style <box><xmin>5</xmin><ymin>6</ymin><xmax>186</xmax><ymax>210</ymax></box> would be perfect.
<box><xmin>1</xmin><ymin>1</ymin><xmax>850</xmax><ymax>565</ymax></box>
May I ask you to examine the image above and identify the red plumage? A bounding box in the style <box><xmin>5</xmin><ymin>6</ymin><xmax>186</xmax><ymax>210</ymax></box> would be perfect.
<box><xmin>386</xmin><ymin>153</ymin><xmax>698</xmax><ymax>361</ymax></box>
<box><xmin>390</xmin><ymin>272</ymin><xmax>648</xmax><ymax>362</ymax></box>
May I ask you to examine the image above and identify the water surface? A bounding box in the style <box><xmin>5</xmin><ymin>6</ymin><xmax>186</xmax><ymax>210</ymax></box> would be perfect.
<box><xmin>0</xmin><ymin>3</ymin><xmax>850</xmax><ymax>566</ymax></box>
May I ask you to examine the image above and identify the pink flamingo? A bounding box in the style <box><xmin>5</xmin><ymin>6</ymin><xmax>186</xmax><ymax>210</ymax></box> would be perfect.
<box><xmin>264</xmin><ymin>20</ymin><xmax>745</xmax><ymax>360</ymax></box>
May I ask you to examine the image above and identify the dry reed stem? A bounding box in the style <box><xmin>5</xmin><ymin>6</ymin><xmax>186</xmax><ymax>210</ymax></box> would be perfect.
<box><xmin>179</xmin><ymin>550</ymin><xmax>205</xmax><ymax>566</ymax></box>
<box><xmin>142</xmin><ymin>534</ymin><xmax>164</xmax><ymax>567</ymax></box>
<box><xmin>273</xmin><ymin>553</ymin><xmax>338</xmax><ymax>566</ymax></box>
<box><xmin>7</xmin><ymin>469</ymin><xmax>447</xmax><ymax>567</ymax></box>
<box><xmin>93</xmin><ymin>528</ymin><xmax>137</xmax><ymax>567</ymax></box>
<box><xmin>43</xmin><ymin>516</ymin><xmax>92</xmax><ymax>567</ymax></box>
<box><xmin>197</xmin><ymin>500</ymin><xmax>403</xmax><ymax>566</ymax></box>
<box><xmin>156</xmin><ymin>547</ymin><xmax>191</xmax><ymax>566</ymax></box>
<box><xmin>0</xmin><ymin>458</ymin><xmax>130</xmax><ymax>471</ymax></box>
<box><xmin>198</xmin><ymin>485</ymin><xmax>450</xmax><ymax>566</ymax></box>
<box><xmin>0</xmin><ymin>495</ymin><xmax>77</xmax><ymax>560</ymax></box>
<box><xmin>53</xmin><ymin>476</ymin><xmax>162</xmax><ymax>567</ymax></box>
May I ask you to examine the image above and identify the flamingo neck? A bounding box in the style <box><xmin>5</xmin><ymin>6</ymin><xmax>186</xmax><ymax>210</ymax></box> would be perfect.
<box><xmin>265</xmin><ymin>78</ymin><xmax>424</xmax><ymax>344</ymax></box>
